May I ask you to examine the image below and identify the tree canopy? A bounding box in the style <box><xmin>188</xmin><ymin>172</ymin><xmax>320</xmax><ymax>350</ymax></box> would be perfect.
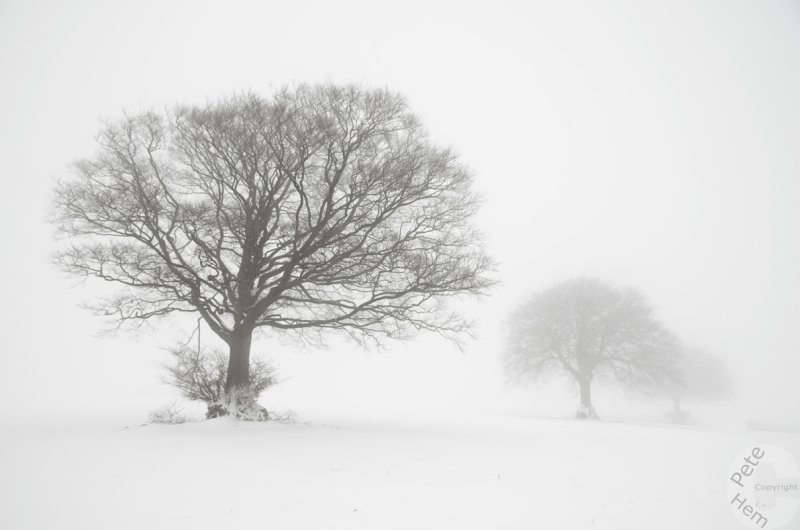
<box><xmin>52</xmin><ymin>84</ymin><xmax>494</xmax><ymax>418</ymax></box>
<box><xmin>504</xmin><ymin>278</ymin><xmax>680</xmax><ymax>419</ymax></box>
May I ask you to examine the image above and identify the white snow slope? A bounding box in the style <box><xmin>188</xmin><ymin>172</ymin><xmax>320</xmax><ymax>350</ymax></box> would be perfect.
<box><xmin>2</xmin><ymin>415</ymin><xmax>798</xmax><ymax>529</ymax></box>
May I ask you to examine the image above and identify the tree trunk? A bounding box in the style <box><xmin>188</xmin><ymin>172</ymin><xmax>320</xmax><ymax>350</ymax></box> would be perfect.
<box><xmin>225</xmin><ymin>326</ymin><xmax>253</xmax><ymax>392</ymax></box>
<box><xmin>206</xmin><ymin>326</ymin><xmax>268</xmax><ymax>421</ymax></box>
<box><xmin>575</xmin><ymin>377</ymin><xmax>599</xmax><ymax>420</ymax></box>
<box><xmin>670</xmin><ymin>396</ymin><xmax>689</xmax><ymax>424</ymax></box>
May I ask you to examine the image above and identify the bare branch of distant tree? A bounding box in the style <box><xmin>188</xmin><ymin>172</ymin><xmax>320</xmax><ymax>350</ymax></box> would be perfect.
<box><xmin>503</xmin><ymin>278</ymin><xmax>680</xmax><ymax>419</ymax></box>
<box><xmin>651</xmin><ymin>347</ymin><xmax>733</xmax><ymax>423</ymax></box>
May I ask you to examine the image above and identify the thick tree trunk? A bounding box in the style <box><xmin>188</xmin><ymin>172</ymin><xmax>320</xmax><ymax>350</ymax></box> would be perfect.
<box><xmin>575</xmin><ymin>378</ymin><xmax>599</xmax><ymax>420</ymax></box>
<box><xmin>670</xmin><ymin>396</ymin><xmax>689</xmax><ymax>424</ymax></box>
<box><xmin>206</xmin><ymin>326</ymin><xmax>268</xmax><ymax>421</ymax></box>
<box><xmin>225</xmin><ymin>327</ymin><xmax>253</xmax><ymax>391</ymax></box>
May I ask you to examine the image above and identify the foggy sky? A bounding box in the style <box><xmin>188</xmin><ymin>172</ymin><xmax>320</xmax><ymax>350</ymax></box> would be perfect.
<box><xmin>1</xmin><ymin>0</ymin><xmax>798</xmax><ymax>425</ymax></box>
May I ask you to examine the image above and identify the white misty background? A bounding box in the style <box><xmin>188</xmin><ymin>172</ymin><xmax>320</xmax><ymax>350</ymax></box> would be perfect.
<box><xmin>0</xmin><ymin>0</ymin><xmax>798</xmax><ymax>428</ymax></box>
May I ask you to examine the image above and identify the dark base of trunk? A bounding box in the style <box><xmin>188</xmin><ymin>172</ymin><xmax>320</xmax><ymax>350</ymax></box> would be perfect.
<box><xmin>575</xmin><ymin>404</ymin><xmax>599</xmax><ymax>420</ymax></box>
<box><xmin>668</xmin><ymin>398</ymin><xmax>689</xmax><ymax>424</ymax></box>
<box><xmin>206</xmin><ymin>402</ymin><xmax>268</xmax><ymax>421</ymax></box>
<box><xmin>576</xmin><ymin>380</ymin><xmax>597</xmax><ymax>420</ymax></box>
<box><xmin>206</xmin><ymin>387</ymin><xmax>268</xmax><ymax>421</ymax></box>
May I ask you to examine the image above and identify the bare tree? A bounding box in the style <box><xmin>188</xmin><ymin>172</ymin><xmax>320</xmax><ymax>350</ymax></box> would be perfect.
<box><xmin>51</xmin><ymin>84</ymin><xmax>493</xmax><ymax>419</ymax></box>
<box><xmin>658</xmin><ymin>348</ymin><xmax>733</xmax><ymax>423</ymax></box>
<box><xmin>504</xmin><ymin>278</ymin><xmax>680</xmax><ymax>419</ymax></box>
<box><xmin>163</xmin><ymin>345</ymin><xmax>277</xmax><ymax>416</ymax></box>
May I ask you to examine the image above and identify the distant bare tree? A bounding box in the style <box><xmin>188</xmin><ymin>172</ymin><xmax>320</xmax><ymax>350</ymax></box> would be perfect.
<box><xmin>51</xmin><ymin>84</ymin><xmax>493</xmax><ymax>419</ymax></box>
<box><xmin>658</xmin><ymin>348</ymin><xmax>733</xmax><ymax>423</ymax></box>
<box><xmin>504</xmin><ymin>278</ymin><xmax>680</xmax><ymax>419</ymax></box>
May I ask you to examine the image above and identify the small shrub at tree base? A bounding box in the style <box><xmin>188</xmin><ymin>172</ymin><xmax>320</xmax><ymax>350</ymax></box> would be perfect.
<box><xmin>148</xmin><ymin>403</ymin><xmax>189</xmax><ymax>424</ymax></box>
<box><xmin>164</xmin><ymin>346</ymin><xmax>277</xmax><ymax>418</ymax></box>
<box><xmin>206</xmin><ymin>386</ymin><xmax>269</xmax><ymax>421</ymax></box>
<box><xmin>270</xmin><ymin>410</ymin><xmax>299</xmax><ymax>424</ymax></box>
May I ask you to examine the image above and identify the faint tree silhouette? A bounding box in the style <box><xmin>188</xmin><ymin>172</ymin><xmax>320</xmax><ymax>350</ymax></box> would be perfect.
<box><xmin>504</xmin><ymin>278</ymin><xmax>680</xmax><ymax>419</ymax></box>
<box><xmin>656</xmin><ymin>348</ymin><xmax>734</xmax><ymax>423</ymax></box>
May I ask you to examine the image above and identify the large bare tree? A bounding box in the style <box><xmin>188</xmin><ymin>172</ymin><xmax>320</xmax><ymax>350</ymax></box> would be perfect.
<box><xmin>51</xmin><ymin>84</ymin><xmax>493</xmax><ymax>419</ymax></box>
<box><xmin>504</xmin><ymin>278</ymin><xmax>680</xmax><ymax>419</ymax></box>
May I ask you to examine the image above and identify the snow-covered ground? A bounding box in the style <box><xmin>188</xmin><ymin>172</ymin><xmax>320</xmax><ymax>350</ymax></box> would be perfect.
<box><xmin>3</xmin><ymin>414</ymin><xmax>798</xmax><ymax>529</ymax></box>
